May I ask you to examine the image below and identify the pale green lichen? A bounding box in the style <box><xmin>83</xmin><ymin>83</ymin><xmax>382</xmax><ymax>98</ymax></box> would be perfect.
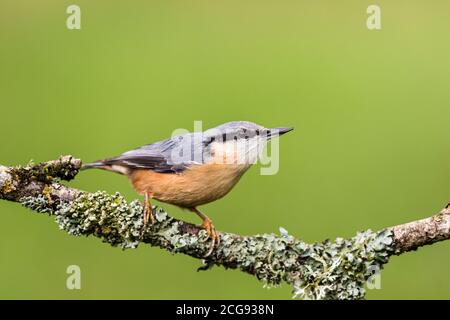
<box><xmin>290</xmin><ymin>229</ymin><xmax>394</xmax><ymax>299</ymax></box>
<box><xmin>21</xmin><ymin>191</ymin><xmax>143</xmax><ymax>249</ymax></box>
<box><xmin>20</xmin><ymin>191</ymin><xmax>395</xmax><ymax>300</ymax></box>
<box><xmin>55</xmin><ymin>191</ymin><xmax>144</xmax><ymax>249</ymax></box>
<box><xmin>208</xmin><ymin>228</ymin><xmax>394</xmax><ymax>300</ymax></box>
<box><xmin>21</xmin><ymin>194</ymin><xmax>54</xmax><ymax>214</ymax></box>
<box><xmin>20</xmin><ymin>190</ymin><xmax>207</xmax><ymax>251</ymax></box>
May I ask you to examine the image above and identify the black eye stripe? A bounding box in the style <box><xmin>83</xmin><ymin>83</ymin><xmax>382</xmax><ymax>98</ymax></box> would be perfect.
<box><xmin>210</xmin><ymin>129</ymin><xmax>262</xmax><ymax>142</ymax></box>
<box><xmin>203</xmin><ymin>136</ymin><xmax>216</xmax><ymax>147</ymax></box>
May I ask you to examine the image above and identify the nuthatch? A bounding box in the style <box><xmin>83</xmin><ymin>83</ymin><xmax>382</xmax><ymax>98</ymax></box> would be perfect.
<box><xmin>83</xmin><ymin>121</ymin><xmax>293</xmax><ymax>255</ymax></box>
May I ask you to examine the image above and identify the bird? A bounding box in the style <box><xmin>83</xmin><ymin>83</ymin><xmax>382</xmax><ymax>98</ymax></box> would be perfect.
<box><xmin>82</xmin><ymin>121</ymin><xmax>293</xmax><ymax>255</ymax></box>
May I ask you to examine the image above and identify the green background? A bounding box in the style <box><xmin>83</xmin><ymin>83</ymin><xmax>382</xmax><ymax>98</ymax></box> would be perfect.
<box><xmin>1</xmin><ymin>0</ymin><xmax>449</xmax><ymax>299</ymax></box>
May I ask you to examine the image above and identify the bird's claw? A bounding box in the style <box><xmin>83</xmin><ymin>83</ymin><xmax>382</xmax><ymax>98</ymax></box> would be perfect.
<box><xmin>201</xmin><ymin>219</ymin><xmax>220</xmax><ymax>257</ymax></box>
<box><xmin>139</xmin><ymin>202</ymin><xmax>155</xmax><ymax>240</ymax></box>
<box><xmin>144</xmin><ymin>205</ymin><xmax>156</xmax><ymax>225</ymax></box>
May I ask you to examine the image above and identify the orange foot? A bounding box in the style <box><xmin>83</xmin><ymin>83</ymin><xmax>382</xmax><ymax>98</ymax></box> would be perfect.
<box><xmin>192</xmin><ymin>208</ymin><xmax>220</xmax><ymax>257</ymax></box>
<box><xmin>140</xmin><ymin>193</ymin><xmax>155</xmax><ymax>239</ymax></box>
<box><xmin>201</xmin><ymin>218</ymin><xmax>220</xmax><ymax>256</ymax></box>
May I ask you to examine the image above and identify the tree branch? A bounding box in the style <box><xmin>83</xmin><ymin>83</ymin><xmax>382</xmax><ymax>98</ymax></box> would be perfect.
<box><xmin>0</xmin><ymin>156</ymin><xmax>449</xmax><ymax>299</ymax></box>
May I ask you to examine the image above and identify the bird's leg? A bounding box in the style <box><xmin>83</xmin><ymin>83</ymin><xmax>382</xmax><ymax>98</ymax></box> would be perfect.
<box><xmin>144</xmin><ymin>192</ymin><xmax>156</xmax><ymax>225</ymax></box>
<box><xmin>140</xmin><ymin>193</ymin><xmax>155</xmax><ymax>239</ymax></box>
<box><xmin>192</xmin><ymin>208</ymin><xmax>220</xmax><ymax>257</ymax></box>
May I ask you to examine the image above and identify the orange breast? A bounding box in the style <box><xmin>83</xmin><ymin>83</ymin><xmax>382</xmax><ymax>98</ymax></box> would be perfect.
<box><xmin>129</xmin><ymin>163</ymin><xmax>250</xmax><ymax>208</ymax></box>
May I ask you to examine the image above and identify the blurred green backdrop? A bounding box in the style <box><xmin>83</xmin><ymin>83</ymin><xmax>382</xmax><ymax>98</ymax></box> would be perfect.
<box><xmin>1</xmin><ymin>0</ymin><xmax>449</xmax><ymax>299</ymax></box>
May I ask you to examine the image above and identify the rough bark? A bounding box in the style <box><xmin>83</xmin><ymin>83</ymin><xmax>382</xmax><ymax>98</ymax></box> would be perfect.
<box><xmin>389</xmin><ymin>205</ymin><xmax>450</xmax><ymax>254</ymax></box>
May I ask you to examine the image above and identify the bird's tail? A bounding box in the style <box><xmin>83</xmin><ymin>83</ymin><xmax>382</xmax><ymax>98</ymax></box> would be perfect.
<box><xmin>81</xmin><ymin>161</ymin><xmax>106</xmax><ymax>170</ymax></box>
<box><xmin>81</xmin><ymin>159</ymin><xmax>129</xmax><ymax>175</ymax></box>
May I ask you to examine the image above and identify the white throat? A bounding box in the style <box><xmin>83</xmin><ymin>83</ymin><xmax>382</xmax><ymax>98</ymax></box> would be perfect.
<box><xmin>209</xmin><ymin>137</ymin><xmax>266</xmax><ymax>166</ymax></box>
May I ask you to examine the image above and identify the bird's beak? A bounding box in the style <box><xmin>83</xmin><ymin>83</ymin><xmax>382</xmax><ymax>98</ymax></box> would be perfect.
<box><xmin>271</xmin><ymin>127</ymin><xmax>294</xmax><ymax>136</ymax></box>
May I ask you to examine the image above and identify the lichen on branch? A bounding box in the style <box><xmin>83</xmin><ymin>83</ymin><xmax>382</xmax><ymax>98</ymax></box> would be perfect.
<box><xmin>20</xmin><ymin>189</ymin><xmax>394</xmax><ymax>300</ymax></box>
<box><xmin>1</xmin><ymin>155</ymin><xmax>449</xmax><ymax>300</ymax></box>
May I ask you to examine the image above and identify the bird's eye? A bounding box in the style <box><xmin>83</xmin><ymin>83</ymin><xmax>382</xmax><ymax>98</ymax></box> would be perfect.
<box><xmin>255</xmin><ymin>130</ymin><xmax>260</xmax><ymax>136</ymax></box>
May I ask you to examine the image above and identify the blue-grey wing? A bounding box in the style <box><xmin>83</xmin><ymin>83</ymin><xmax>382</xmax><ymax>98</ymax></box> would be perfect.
<box><xmin>101</xmin><ymin>133</ymin><xmax>207</xmax><ymax>173</ymax></box>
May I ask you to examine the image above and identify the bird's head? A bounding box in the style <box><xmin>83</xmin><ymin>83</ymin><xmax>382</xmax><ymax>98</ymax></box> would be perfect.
<box><xmin>203</xmin><ymin>121</ymin><xmax>293</xmax><ymax>166</ymax></box>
